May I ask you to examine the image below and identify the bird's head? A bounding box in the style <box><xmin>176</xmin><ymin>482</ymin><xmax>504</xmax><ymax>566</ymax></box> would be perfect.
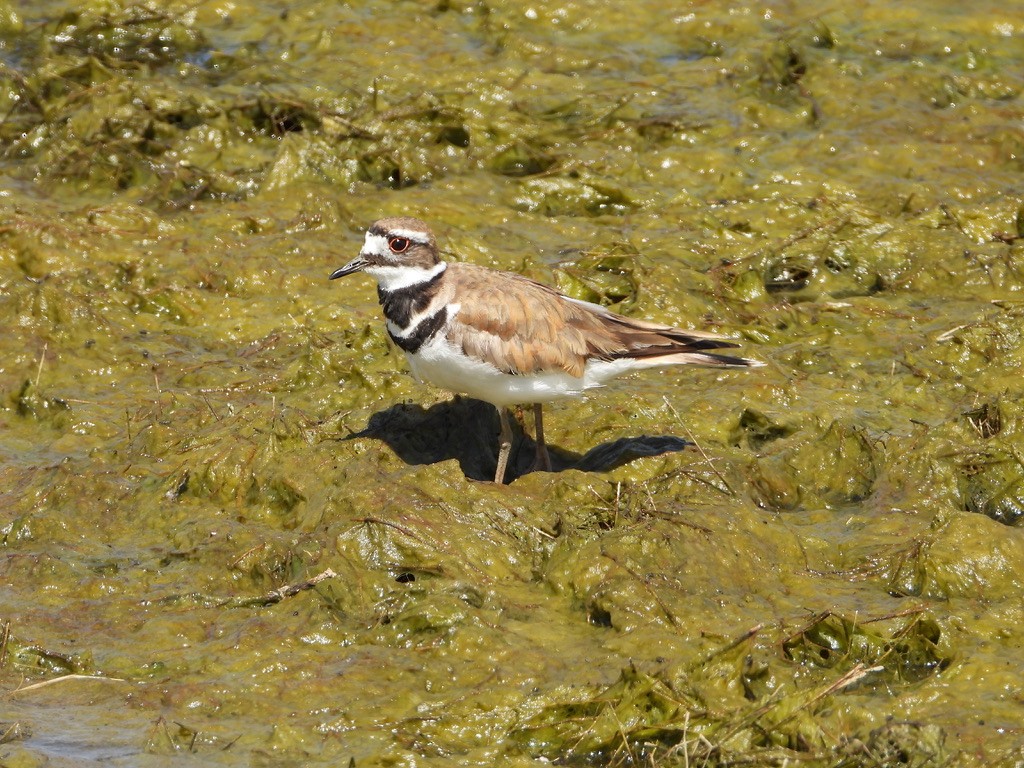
<box><xmin>330</xmin><ymin>218</ymin><xmax>442</xmax><ymax>289</ymax></box>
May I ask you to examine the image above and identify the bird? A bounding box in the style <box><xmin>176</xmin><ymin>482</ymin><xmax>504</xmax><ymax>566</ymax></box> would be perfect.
<box><xmin>330</xmin><ymin>217</ymin><xmax>762</xmax><ymax>484</ymax></box>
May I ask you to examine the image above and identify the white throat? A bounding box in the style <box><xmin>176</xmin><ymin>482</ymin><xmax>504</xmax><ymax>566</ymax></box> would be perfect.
<box><xmin>366</xmin><ymin>260</ymin><xmax>447</xmax><ymax>292</ymax></box>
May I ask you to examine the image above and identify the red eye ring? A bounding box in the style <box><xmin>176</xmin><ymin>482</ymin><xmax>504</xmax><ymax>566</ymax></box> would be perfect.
<box><xmin>388</xmin><ymin>236</ymin><xmax>410</xmax><ymax>253</ymax></box>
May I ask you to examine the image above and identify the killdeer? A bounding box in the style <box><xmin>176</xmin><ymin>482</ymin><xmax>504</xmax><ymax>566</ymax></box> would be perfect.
<box><xmin>331</xmin><ymin>217</ymin><xmax>762</xmax><ymax>484</ymax></box>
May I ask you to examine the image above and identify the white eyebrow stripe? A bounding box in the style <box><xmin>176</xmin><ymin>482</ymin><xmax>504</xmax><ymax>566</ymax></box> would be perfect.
<box><xmin>382</xmin><ymin>227</ymin><xmax>432</xmax><ymax>243</ymax></box>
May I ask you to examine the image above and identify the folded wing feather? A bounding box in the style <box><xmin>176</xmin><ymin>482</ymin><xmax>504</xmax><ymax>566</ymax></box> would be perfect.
<box><xmin>446</xmin><ymin>264</ymin><xmax>749</xmax><ymax>377</ymax></box>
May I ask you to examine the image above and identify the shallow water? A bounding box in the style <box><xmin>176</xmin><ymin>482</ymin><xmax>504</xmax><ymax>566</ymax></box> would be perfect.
<box><xmin>1</xmin><ymin>0</ymin><xmax>1022</xmax><ymax>765</ymax></box>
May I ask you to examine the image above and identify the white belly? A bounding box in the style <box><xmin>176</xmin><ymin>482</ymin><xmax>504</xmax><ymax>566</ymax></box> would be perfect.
<box><xmin>403</xmin><ymin>336</ymin><xmax>650</xmax><ymax>408</ymax></box>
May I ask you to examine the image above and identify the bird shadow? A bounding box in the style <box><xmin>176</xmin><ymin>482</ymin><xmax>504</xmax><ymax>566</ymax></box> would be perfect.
<box><xmin>344</xmin><ymin>397</ymin><xmax>690</xmax><ymax>483</ymax></box>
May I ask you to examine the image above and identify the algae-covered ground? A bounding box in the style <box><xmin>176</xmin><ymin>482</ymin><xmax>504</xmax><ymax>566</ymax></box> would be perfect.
<box><xmin>1</xmin><ymin>0</ymin><xmax>1023</xmax><ymax>765</ymax></box>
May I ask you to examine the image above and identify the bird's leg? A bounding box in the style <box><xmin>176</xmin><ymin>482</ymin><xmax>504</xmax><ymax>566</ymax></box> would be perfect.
<box><xmin>494</xmin><ymin>407</ymin><xmax>513</xmax><ymax>484</ymax></box>
<box><xmin>530</xmin><ymin>403</ymin><xmax>552</xmax><ymax>472</ymax></box>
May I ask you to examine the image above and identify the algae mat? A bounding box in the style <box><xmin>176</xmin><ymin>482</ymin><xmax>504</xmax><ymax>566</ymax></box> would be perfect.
<box><xmin>1</xmin><ymin>0</ymin><xmax>1023</xmax><ymax>765</ymax></box>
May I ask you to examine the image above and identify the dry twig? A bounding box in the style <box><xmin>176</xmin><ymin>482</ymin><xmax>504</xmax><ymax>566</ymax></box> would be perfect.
<box><xmin>8</xmin><ymin>674</ymin><xmax>126</xmax><ymax>696</ymax></box>
<box><xmin>221</xmin><ymin>568</ymin><xmax>339</xmax><ymax>608</ymax></box>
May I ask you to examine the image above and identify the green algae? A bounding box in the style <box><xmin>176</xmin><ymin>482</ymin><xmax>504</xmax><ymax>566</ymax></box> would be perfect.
<box><xmin>1</xmin><ymin>0</ymin><xmax>1024</xmax><ymax>766</ymax></box>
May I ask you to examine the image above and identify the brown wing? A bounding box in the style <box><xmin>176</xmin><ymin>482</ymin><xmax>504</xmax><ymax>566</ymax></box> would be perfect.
<box><xmin>446</xmin><ymin>264</ymin><xmax>745</xmax><ymax>377</ymax></box>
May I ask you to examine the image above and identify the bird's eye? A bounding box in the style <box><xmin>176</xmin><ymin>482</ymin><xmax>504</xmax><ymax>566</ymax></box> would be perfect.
<box><xmin>388</xmin><ymin>236</ymin><xmax>410</xmax><ymax>253</ymax></box>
